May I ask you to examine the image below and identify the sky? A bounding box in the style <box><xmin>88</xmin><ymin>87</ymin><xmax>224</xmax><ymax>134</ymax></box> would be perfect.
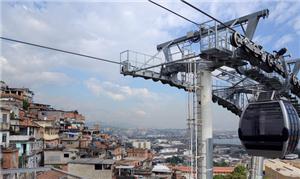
<box><xmin>1</xmin><ymin>0</ymin><xmax>299</xmax><ymax>129</ymax></box>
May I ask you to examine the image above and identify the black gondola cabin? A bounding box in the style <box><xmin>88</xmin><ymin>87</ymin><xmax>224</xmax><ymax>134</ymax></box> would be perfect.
<box><xmin>238</xmin><ymin>100</ymin><xmax>300</xmax><ymax>158</ymax></box>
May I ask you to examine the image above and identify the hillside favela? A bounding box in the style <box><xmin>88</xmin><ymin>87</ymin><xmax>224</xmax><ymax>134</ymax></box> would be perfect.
<box><xmin>1</xmin><ymin>1</ymin><xmax>300</xmax><ymax>179</ymax></box>
<box><xmin>1</xmin><ymin>81</ymin><xmax>300</xmax><ymax>178</ymax></box>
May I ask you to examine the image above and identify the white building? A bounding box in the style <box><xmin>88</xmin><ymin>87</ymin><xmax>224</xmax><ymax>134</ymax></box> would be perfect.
<box><xmin>132</xmin><ymin>140</ymin><xmax>151</xmax><ymax>149</ymax></box>
<box><xmin>171</xmin><ymin>140</ymin><xmax>183</xmax><ymax>145</ymax></box>
<box><xmin>159</xmin><ymin>148</ymin><xmax>178</xmax><ymax>154</ymax></box>
<box><xmin>9</xmin><ymin>119</ymin><xmax>43</xmax><ymax>168</ymax></box>
<box><xmin>156</xmin><ymin>139</ymin><xmax>168</xmax><ymax>143</ymax></box>
<box><xmin>152</xmin><ymin>164</ymin><xmax>172</xmax><ymax>179</ymax></box>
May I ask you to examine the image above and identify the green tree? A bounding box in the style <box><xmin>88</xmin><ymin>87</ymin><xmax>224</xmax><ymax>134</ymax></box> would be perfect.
<box><xmin>214</xmin><ymin>175</ymin><xmax>225</xmax><ymax>179</ymax></box>
<box><xmin>231</xmin><ymin>165</ymin><xmax>247</xmax><ymax>179</ymax></box>
<box><xmin>213</xmin><ymin>165</ymin><xmax>247</xmax><ymax>179</ymax></box>
<box><xmin>23</xmin><ymin>99</ymin><xmax>29</xmax><ymax>110</ymax></box>
<box><xmin>165</xmin><ymin>156</ymin><xmax>183</xmax><ymax>165</ymax></box>
<box><xmin>233</xmin><ymin>165</ymin><xmax>247</xmax><ymax>175</ymax></box>
<box><xmin>214</xmin><ymin>161</ymin><xmax>229</xmax><ymax>167</ymax></box>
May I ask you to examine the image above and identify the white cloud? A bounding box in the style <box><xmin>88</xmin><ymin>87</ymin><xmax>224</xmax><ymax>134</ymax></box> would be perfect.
<box><xmin>0</xmin><ymin>56</ymin><xmax>72</xmax><ymax>87</ymax></box>
<box><xmin>274</xmin><ymin>34</ymin><xmax>294</xmax><ymax>49</ymax></box>
<box><xmin>3</xmin><ymin>1</ymin><xmax>297</xmax><ymax>129</ymax></box>
<box><xmin>0</xmin><ymin>56</ymin><xmax>17</xmax><ymax>74</ymax></box>
<box><xmin>253</xmin><ymin>35</ymin><xmax>273</xmax><ymax>47</ymax></box>
<box><xmin>269</xmin><ymin>1</ymin><xmax>300</xmax><ymax>26</ymax></box>
<box><xmin>288</xmin><ymin>15</ymin><xmax>300</xmax><ymax>35</ymax></box>
<box><xmin>135</xmin><ymin>110</ymin><xmax>146</xmax><ymax>117</ymax></box>
<box><xmin>85</xmin><ymin>78</ymin><xmax>157</xmax><ymax>101</ymax></box>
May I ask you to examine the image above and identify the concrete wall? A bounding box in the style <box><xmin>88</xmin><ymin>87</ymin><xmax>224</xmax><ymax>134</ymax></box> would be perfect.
<box><xmin>61</xmin><ymin>140</ymin><xmax>79</xmax><ymax>149</ymax></box>
<box><xmin>27</xmin><ymin>153</ymin><xmax>42</xmax><ymax>168</ymax></box>
<box><xmin>265</xmin><ymin>165</ymin><xmax>300</xmax><ymax>179</ymax></box>
<box><xmin>44</xmin><ymin>150</ymin><xmax>77</xmax><ymax>165</ymax></box>
<box><xmin>1</xmin><ymin>149</ymin><xmax>18</xmax><ymax>169</ymax></box>
<box><xmin>45</xmin><ymin>138</ymin><xmax>59</xmax><ymax>148</ymax></box>
<box><xmin>68</xmin><ymin>163</ymin><xmax>113</xmax><ymax>179</ymax></box>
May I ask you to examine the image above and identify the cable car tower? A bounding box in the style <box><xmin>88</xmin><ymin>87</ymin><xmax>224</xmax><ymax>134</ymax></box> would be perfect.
<box><xmin>120</xmin><ymin>1</ymin><xmax>300</xmax><ymax>179</ymax></box>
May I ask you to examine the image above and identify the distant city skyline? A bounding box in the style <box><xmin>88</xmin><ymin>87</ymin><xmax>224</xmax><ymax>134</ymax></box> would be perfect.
<box><xmin>1</xmin><ymin>1</ymin><xmax>300</xmax><ymax>129</ymax></box>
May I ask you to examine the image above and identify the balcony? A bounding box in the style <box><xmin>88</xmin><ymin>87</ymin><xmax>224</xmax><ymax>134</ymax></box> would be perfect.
<box><xmin>44</xmin><ymin>134</ymin><xmax>59</xmax><ymax>141</ymax></box>
<box><xmin>0</xmin><ymin>122</ymin><xmax>9</xmax><ymax>131</ymax></box>
<box><xmin>0</xmin><ymin>93</ymin><xmax>23</xmax><ymax>101</ymax></box>
<box><xmin>9</xmin><ymin>135</ymin><xmax>30</xmax><ymax>141</ymax></box>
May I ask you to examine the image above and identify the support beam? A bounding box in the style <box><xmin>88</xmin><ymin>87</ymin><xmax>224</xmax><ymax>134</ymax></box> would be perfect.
<box><xmin>286</xmin><ymin>58</ymin><xmax>300</xmax><ymax>75</ymax></box>
<box><xmin>157</xmin><ymin>9</ymin><xmax>269</xmax><ymax>50</ymax></box>
<box><xmin>245</xmin><ymin>18</ymin><xmax>259</xmax><ymax>40</ymax></box>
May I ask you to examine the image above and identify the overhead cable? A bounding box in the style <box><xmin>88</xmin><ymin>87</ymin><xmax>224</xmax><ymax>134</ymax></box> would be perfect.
<box><xmin>180</xmin><ymin>0</ymin><xmax>236</xmax><ymax>32</ymax></box>
<box><xmin>0</xmin><ymin>36</ymin><xmax>121</xmax><ymax>65</ymax></box>
<box><xmin>148</xmin><ymin>0</ymin><xmax>200</xmax><ymax>26</ymax></box>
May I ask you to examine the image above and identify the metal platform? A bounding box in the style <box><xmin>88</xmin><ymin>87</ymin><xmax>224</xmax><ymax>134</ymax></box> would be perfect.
<box><xmin>120</xmin><ymin>6</ymin><xmax>300</xmax><ymax>179</ymax></box>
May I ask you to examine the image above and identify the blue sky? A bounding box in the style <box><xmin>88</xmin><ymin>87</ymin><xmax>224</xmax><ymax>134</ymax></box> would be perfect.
<box><xmin>1</xmin><ymin>1</ymin><xmax>299</xmax><ymax>129</ymax></box>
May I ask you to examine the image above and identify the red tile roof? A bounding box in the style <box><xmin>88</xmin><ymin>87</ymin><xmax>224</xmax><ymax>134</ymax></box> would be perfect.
<box><xmin>173</xmin><ymin>166</ymin><xmax>192</xmax><ymax>173</ymax></box>
<box><xmin>213</xmin><ymin>167</ymin><xmax>234</xmax><ymax>173</ymax></box>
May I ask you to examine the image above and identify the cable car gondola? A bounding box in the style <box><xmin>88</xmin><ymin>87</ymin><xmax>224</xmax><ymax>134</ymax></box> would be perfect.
<box><xmin>238</xmin><ymin>99</ymin><xmax>300</xmax><ymax>158</ymax></box>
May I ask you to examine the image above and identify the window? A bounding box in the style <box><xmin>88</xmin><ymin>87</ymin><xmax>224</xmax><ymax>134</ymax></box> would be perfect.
<box><xmin>2</xmin><ymin>134</ymin><xmax>7</xmax><ymax>143</ymax></box>
<box><xmin>29</xmin><ymin>127</ymin><xmax>34</xmax><ymax>136</ymax></box>
<box><xmin>95</xmin><ymin>164</ymin><xmax>102</xmax><ymax>170</ymax></box>
<box><xmin>64</xmin><ymin>153</ymin><xmax>69</xmax><ymax>158</ymax></box>
<box><xmin>2</xmin><ymin>114</ymin><xmax>8</xmax><ymax>123</ymax></box>
<box><xmin>103</xmin><ymin>164</ymin><xmax>111</xmax><ymax>170</ymax></box>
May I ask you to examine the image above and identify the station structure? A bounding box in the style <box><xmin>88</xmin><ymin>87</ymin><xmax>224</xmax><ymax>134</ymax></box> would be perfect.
<box><xmin>1</xmin><ymin>1</ymin><xmax>299</xmax><ymax>179</ymax></box>
<box><xmin>120</xmin><ymin>2</ymin><xmax>300</xmax><ymax>179</ymax></box>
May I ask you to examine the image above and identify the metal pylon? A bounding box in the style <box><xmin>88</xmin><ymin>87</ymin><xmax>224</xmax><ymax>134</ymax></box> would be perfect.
<box><xmin>249</xmin><ymin>156</ymin><xmax>264</xmax><ymax>179</ymax></box>
<box><xmin>196</xmin><ymin>69</ymin><xmax>213</xmax><ymax>179</ymax></box>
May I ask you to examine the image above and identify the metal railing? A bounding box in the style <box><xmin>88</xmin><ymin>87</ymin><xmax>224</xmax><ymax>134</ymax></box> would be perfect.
<box><xmin>200</xmin><ymin>20</ymin><xmax>235</xmax><ymax>52</ymax></box>
<box><xmin>120</xmin><ymin>50</ymin><xmax>163</xmax><ymax>73</ymax></box>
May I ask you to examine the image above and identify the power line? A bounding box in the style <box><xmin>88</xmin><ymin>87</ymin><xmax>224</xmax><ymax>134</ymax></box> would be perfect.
<box><xmin>148</xmin><ymin>0</ymin><xmax>200</xmax><ymax>26</ymax></box>
<box><xmin>0</xmin><ymin>36</ymin><xmax>121</xmax><ymax>65</ymax></box>
<box><xmin>180</xmin><ymin>0</ymin><xmax>236</xmax><ymax>32</ymax></box>
<box><xmin>1</xmin><ymin>36</ymin><xmax>201</xmax><ymax>72</ymax></box>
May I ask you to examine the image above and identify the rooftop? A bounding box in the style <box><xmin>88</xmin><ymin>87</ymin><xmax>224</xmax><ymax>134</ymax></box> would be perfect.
<box><xmin>152</xmin><ymin>165</ymin><xmax>171</xmax><ymax>173</ymax></box>
<box><xmin>172</xmin><ymin>165</ymin><xmax>191</xmax><ymax>173</ymax></box>
<box><xmin>213</xmin><ymin>167</ymin><xmax>235</xmax><ymax>173</ymax></box>
<box><xmin>116</xmin><ymin>165</ymin><xmax>135</xmax><ymax>169</ymax></box>
<box><xmin>123</xmin><ymin>157</ymin><xmax>148</xmax><ymax>162</ymax></box>
<box><xmin>265</xmin><ymin>159</ymin><xmax>300</xmax><ymax>177</ymax></box>
<box><xmin>68</xmin><ymin>158</ymin><xmax>115</xmax><ymax>165</ymax></box>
